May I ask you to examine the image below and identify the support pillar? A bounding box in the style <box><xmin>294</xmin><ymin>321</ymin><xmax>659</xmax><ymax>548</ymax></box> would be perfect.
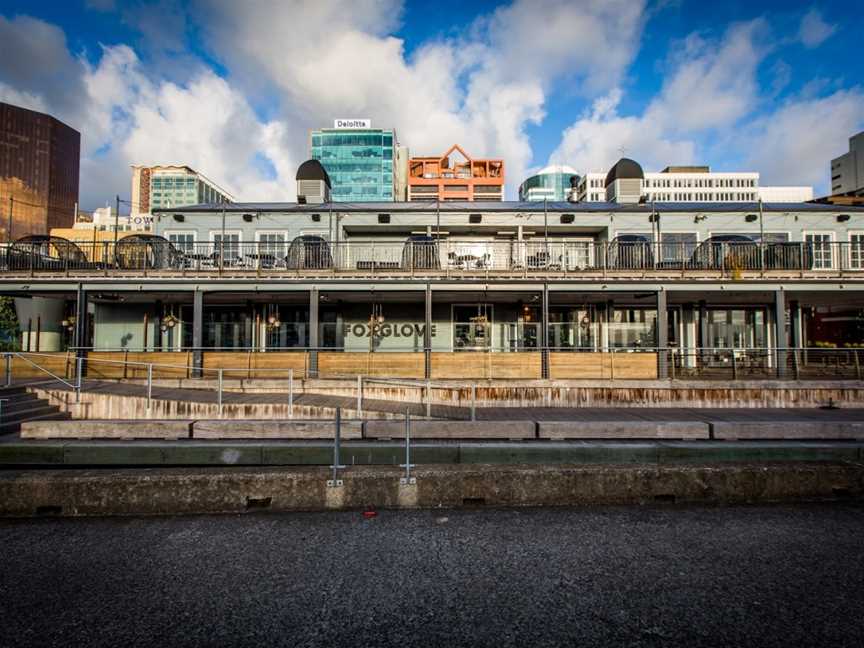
<box><xmin>656</xmin><ymin>290</ymin><xmax>668</xmax><ymax>379</ymax></box>
<box><xmin>309</xmin><ymin>287</ymin><xmax>319</xmax><ymax>378</ymax></box>
<box><xmin>74</xmin><ymin>286</ymin><xmax>88</xmax><ymax>364</ymax></box>
<box><xmin>698</xmin><ymin>300</ymin><xmax>708</xmax><ymax>368</ymax></box>
<box><xmin>774</xmin><ymin>289</ymin><xmax>786</xmax><ymax>378</ymax></box>
<box><xmin>541</xmin><ymin>284</ymin><xmax>549</xmax><ymax>379</ymax></box>
<box><xmin>789</xmin><ymin>300</ymin><xmax>801</xmax><ymax>349</ymax></box>
<box><xmin>424</xmin><ymin>284</ymin><xmax>432</xmax><ymax>379</ymax></box>
<box><xmin>192</xmin><ymin>290</ymin><xmax>204</xmax><ymax>377</ymax></box>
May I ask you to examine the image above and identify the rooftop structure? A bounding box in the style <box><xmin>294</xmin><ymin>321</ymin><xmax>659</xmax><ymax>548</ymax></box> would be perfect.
<box><xmin>408</xmin><ymin>145</ymin><xmax>504</xmax><ymax>202</ymax></box>
<box><xmin>831</xmin><ymin>131</ymin><xmax>864</xmax><ymax>197</ymax></box>
<box><xmin>518</xmin><ymin>165</ymin><xmax>579</xmax><ymax>201</ymax></box>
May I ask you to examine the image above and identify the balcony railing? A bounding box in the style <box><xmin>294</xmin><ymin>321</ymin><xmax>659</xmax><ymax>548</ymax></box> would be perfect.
<box><xmin>3</xmin><ymin>239</ymin><xmax>863</xmax><ymax>275</ymax></box>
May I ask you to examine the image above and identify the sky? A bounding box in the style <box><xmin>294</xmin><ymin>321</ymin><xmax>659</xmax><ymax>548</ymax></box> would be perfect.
<box><xmin>0</xmin><ymin>0</ymin><xmax>862</xmax><ymax>210</ymax></box>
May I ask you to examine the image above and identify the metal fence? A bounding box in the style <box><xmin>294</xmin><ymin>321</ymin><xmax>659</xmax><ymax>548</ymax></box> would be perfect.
<box><xmin>4</xmin><ymin>239</ymin><xmax>864</xmax><ymax>274</ymax></box>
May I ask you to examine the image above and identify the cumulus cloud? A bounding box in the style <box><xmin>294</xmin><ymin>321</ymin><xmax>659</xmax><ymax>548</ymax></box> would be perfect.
<box><xmin>798</xmin><ymin>9</ymin><xmax>837</xmax><ymax>48</ymax></box>
<box><xmin>741</xmin><ymin>89</ymin><xmax>864</xmax><ymax>188</ymax></box>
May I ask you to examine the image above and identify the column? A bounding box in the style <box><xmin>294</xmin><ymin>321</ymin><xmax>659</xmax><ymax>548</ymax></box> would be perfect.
<box><xmin>789</xmin><ymin>300</ymin><xmax>801</xmax><ymax>349</ymax></box>
<box><xmin>774</xmin><ymin>289</ymin><xmax>786</xmax><ymax>378</ymax></box>
<box><xmin>541</xmin><ymin>284</ymin><xmax>550</xmax><ymax>379</ymax></box>
<box><xmin>192</xmin><ymin>290</ymin><xmax>204</xmax><ymax>377</ymax></box>
<box><xmin>424</xmin><ymin>284</ymin><xmax>432</xmax><ymax>379</ymax></box>
<box><xmin>698</xmin><ymin>300</ymin><xmax>708</xmax><ymax>369</ymax></box>
<box><xmin>309</xmin><ymin>287</ymin><xmax>319</xmax><ymax>378</ymax></box>
<box><xmin>656</xmin><ymin>290</ymin><xmax>668</xmax><ymax>379</ymax></box>
<box><xmin>74</xmin><ymin>286</ymin><xmax>88</xmax><ymax>363</ymax></box>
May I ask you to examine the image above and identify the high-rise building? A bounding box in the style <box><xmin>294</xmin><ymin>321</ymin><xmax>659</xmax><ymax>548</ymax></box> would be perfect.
<box><xmin>574</xmin><ymin>164</ymin><xmax>812</xmax><ymax>203</ymax></box>
<box><xmin>309</xmin><ymin>120</ymin><xmax>402</xmax><ymax>202</ymax></box>
<box><xmin>831</xmin><ymin>131</ymin><xmax>864</xmax><ymax>197</ymax></box>
<box><xmin>518</xmin><ymin>165</ymin><xmax>579</xmax><ymax>201</ymax></box>
<box><xmin>408</xmin><ymin>145</ymin><xmax>504</xmax><ymax>201</ymax></box>
<box><xmin>130</xmin><ymin>165</ymin><xmax>233</xmax><ymax>216</ymax></box>
<box><xmin>0</xmin><ymin>102</ymin><xmax>80</xmax><ymax>240</ymax></box>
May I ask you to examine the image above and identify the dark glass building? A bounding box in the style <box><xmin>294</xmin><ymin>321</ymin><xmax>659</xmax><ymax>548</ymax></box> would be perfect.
<box><xmin>0</xmin><ymin>102</ymin><xmax>80</xmax><ymax>240</ymax></box>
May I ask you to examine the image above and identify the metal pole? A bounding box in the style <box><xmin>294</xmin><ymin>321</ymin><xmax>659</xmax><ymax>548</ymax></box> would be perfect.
<box><xmin>220</xmin><ymin>201</ymin><xmax>226</xmax><ymax>272</ymax></box>
<box><xmin>401</xmin><ymin>409</ymin><xmax>414</xmax><ymax>484</ymax></box>
<box><xmin>470</xmin><ymin>384</ymin><xmax>476</xmax><ymax>421</ymax></box>
<box><xmin>357</xmin><ymin>375</ymin><xmax>362</xmax><ymax>416</ymax></box>
<box><xmin>75</xmin><ymin>356</ymin><xmax>83</xmax><ymax>404</ymax></box>
<box><xmin>425</xmin><ymin>380</ymin><xmax>431</xmax><ymax>418</ymax></box>
<box><xmin>330</xmin><ymin>407</ymin><xmax>343</xmax><ymax>485</ymax></box>
<box><xmin>113</xmin><ymin>195</ymin><xmax>120</xmax><ymax>252</ymax></box>
<box><xmin>436</xmin><ymin>197</ymin><xmax>440</xmax><ymax>240</ymax></box>
<box><xmin>147</xmin><ymin>363</ymin><xmax>153</xmax><ymax>410</ymax></box>
<box><xmin>4</xmin><ymin>353</ymin><xmax>10</xmax><ymax>387</ymax></box>
<box><xmin>7</xmin><ymin>196</ymin><xmax>12</xmax><ymax>242</ymax></box>
<box><xmin>758</xmin><ymin>198</ymin><xmax>765</xmax><ymax>272</ymax></box>
<box><xmin>218</xmin><ymin>368</ymin><xmax>224</xmax><ymax>415</ymax></box>
<box><xmin>288</xmin><ymin>368</ymin><xmax>294</xmax><ymax>418</ymax></box>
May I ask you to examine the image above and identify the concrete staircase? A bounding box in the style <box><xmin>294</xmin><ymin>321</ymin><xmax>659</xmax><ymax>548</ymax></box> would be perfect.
<box><xmin>0</xmin><ymin>386</ymin><xmax>71</xmax><ymax>435</ymax></box>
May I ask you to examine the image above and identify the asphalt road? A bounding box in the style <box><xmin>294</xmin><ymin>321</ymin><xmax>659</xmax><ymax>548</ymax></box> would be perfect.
<box><xmin>1</xmin><ymin>504</ymin><xmax>863</xmax><ymax>647</ymax></box>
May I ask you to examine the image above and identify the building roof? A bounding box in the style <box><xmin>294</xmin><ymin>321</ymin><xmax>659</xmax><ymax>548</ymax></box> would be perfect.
<box><xmin>295</xmin><ymin>159</ymin><xmax>332</xmax><ymax>189</ymax></box>
<box><xmin>153</xmin><ymin>200</ymin><xmax>864</xmax><ymax>214</ymax></box>
<box><xmin>605</xmin><ymin>158</ymin><xmax>644</xmax><ymax>187</ymax></box>
<box><xmin>535</xmin><ymin>165</ymin><xmax>578</xmax><ymax>176</ymax></box>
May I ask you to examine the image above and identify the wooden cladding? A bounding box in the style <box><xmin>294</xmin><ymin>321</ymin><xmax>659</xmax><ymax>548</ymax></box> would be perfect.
<box><xmin>318</xmin><ymin>352</ymin><xmax>424</xmax><ymax>378</ymax></box>
<box><xmin>430</xmin><ymin>352</ymin><xmax>542</xmax><ymax>379</ymax></box>
<box><xmin>10</xmin><ymin>352</ymin><xmax>75</xmax><ymax>379</ymax></box>
<box><xmin>549</xmin><ymin>352</ymin><xmax>658</xmax><ymax>380</ymax></box>
<box><xmin>202</xmin><ymin>352</ymin><xmax>308</xmax><ymax>379</ymax></box>
<box><xmin>85</xmin><ymin>352</ymin><xmax>194</xmax><ymax>379</ymax></box>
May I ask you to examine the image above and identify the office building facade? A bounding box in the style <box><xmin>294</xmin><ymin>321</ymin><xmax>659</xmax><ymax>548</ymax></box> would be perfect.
<box><xmin>518</xmin><ymin>165</ymin><xmax>579</xmax><ymax>201</ymax></box>
<box><xmin>831</xmin><ymin>131</ymin><xmax>864</xmax><ymax>197</ymax></box>
<box><xmin>408</xmin><ymin>145</ymin><xmax>504</xmax><ymax>201</ymax></box>
<box><xmin>310</xmin><ymin>121</ymin><xmax>401</xmax><ymax>202</ymax></box>
<box><xmin>0</xmin><ymin>102</ymin><xmax>80</xmax><ymax>240</ymax></box>
<box><xmin>575</xmin><ymin>165</ymin><xmax>812</xmax><ymax>204</ymax></box>
<box><xmin>130</xmin><ymin>165</ymin><xmax>233</xmax><ymax>217</ymax></box>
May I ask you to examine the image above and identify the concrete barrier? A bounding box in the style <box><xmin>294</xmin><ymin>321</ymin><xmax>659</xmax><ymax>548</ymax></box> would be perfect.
<box><xmin>20</xmin><ymin>420</ymin><xmax>192</xmax><ymax>440</ymax></box>
<box><xmin>1</xmin><ymin>463</ymin><xmax>862</xmax><ymax>517</ymax></box>
<box><xmin>712</xmin><ymin>421</ymin><xmax>864</xmax><ymax>440</ymax></box>
<box><xmin>539</xmin><ymin>421</ymin><xmax>709</xmax><ymax>440</ymax></box>
<box><xmin>364</xmin><ymin>420</ymin><xmax>536</xmax><ymax>440</ymax></box>
<box><xmin>193</xmin><ymin>420</ymin><xmax>362</xmax><ymax>440</ymax></box>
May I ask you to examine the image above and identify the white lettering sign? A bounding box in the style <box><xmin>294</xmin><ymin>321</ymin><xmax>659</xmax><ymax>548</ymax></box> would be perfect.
<box><xmin>334</xmin><ymin>119</ymin><xmax>371</xmax><ymax>129</ymax></box>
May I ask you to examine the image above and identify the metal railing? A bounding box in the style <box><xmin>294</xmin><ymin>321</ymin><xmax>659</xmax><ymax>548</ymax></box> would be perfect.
<box><xmin>4</xmin><ymin>239</ymin><xmax>863</xmax><ymax>275</ymax></box>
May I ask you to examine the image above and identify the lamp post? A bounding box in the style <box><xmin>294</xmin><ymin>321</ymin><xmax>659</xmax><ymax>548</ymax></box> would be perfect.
<box><xmin>7</xmin><ymin>195</ymin><xmax>12</xmax><ymax>243</ymax></box>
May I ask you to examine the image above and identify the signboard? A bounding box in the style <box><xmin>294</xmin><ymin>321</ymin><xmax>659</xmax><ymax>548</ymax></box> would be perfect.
<box><xmin>334</xmin><ymin>119</ymin><xmax>371</xmax><ymax>129</ymax></box>
<box><xmin>343</xmin><ymin>323</ymin><xmax>436</xmax><ymax>338</ymax></box>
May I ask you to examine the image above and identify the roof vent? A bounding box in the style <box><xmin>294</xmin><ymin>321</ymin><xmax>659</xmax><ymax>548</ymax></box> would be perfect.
<box><xmin>296</xmin><ymin>160</ymin><xmax>332</xmax><ymax>204</ymax></box>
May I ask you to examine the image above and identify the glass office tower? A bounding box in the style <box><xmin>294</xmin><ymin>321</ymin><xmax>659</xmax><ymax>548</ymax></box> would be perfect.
<box><xmin>310</xmin><ymin>127</ymin><xmax>396</xmax><ymax>201</ymax></box>
<box><xmin>518</xmin><ymin>165</ymin><xmax>579</xmax><ymax>201</ymax></box>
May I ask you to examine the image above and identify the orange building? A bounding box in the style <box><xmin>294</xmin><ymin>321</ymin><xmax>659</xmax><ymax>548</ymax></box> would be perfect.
<box><xmin>407</xmin><ymin>145</ymin><xmax>503</xmax><ymax>201</ymax></box>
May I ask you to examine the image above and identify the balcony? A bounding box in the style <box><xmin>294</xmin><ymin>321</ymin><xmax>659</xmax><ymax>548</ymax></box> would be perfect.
<box><xmin>2</xmin><ymin>237</ymin><xmax>863</xmax><ymax>280</ymax></box>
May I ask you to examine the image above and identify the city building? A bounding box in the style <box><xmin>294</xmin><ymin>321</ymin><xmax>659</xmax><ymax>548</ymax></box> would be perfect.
<box><xmin>518</xmin><ymin>165</ymin><xmax>579</xmax><ymax>201</ymax></box>
<box><xmin>0</xmin><ymin>101</ymin><xmax>80</xmax><ymax>240</ymax></box>
<box><xmin>50</xmin><ymin>206</ymin><xmax>152</xmax><ymax>247</ymax></box>
<box><xmin>130</xmin><ymin>165</ymin><xmax>233</xmax><ymax>217</ymax></box>
<box><xmin>309</xmin><ymin>120</ymin><xmax>404</xmax><ymax>202</ymax></box>
<box><xmin>575</xmin><ymin>165</ymin><xmax>812</xmax><ymax>204</ymax></box>
<box><xmin>831</xmin><ymin>131</ymin><xmax>864</xmax><ymax>197</ymax></box>
<box><xmin>408</xmin><ymin>145</ymin><xmax>504</xmax><ymax>201</ymax></box>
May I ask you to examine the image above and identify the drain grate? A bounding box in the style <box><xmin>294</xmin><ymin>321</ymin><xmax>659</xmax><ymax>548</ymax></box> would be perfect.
<box><xmin>245</xmin><ymin>496</ymin><xmax>272</xmax><ymax>510</ymax></box>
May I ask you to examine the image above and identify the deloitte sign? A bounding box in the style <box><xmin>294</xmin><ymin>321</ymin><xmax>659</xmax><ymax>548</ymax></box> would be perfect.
<box><xmin>334</xmin><ymin>118</ymin><xmax>371</xmax><ymax>129</ymax></box>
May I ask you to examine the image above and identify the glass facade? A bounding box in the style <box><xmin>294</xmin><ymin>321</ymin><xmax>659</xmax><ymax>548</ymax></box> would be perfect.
<box><xmin>518</xmin><ymin>170</ymin><xmax>577</xmax><ymax>201</ymax></box>
<box><xmin>150</xmin><ymin>174</ymin><xmax>226</xmax><ymax>210</ymax></box>
<box><xmin>310</xmin><ymin>129</ymin><xmax>395</xmax><ymax>201</ymax></box>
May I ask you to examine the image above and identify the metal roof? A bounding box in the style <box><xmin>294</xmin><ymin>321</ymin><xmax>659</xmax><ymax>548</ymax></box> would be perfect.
<box><xmin>153</xmin><ymin>200</ymin><xmax>864</xmax><ymax>214</ymax></box>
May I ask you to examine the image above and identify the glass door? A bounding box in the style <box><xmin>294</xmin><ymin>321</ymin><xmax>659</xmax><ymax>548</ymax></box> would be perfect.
<box><xmin>453</xmin><ymin>304</ymin><xmax>493</xmax><ymax>351</ymax></box>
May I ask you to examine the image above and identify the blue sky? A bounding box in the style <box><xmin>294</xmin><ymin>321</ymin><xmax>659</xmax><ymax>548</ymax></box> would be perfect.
<box><xmin>0</xmin><ymin>0</ymin><xmax>862</xmax><ymax>208</ymax></box>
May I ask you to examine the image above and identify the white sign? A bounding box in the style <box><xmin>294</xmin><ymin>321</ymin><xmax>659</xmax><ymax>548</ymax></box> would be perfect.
<box><xmin>334</xmin><ymin>118</ymin><xmax>371</xmax><ymax>129</ymax></box>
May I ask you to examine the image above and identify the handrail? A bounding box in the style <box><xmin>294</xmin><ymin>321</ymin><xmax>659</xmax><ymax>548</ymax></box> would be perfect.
<box><xmin>8</xmin><ymin>352</ymin><xmax>77</xmax><ymax>390</ymax></box>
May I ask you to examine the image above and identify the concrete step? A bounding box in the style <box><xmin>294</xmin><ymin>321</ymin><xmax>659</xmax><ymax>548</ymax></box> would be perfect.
<box><xmin>1</xmin><ymin>403</ymin><xmax>64</xmax><ymax>423</ymax></box>
<box><xmin>0</xmin><ymin>409</ymin><xmax>70</xmax><ymax>434</ymax></box>
<box><xmin>0</xmin><ymin>395</ymin><xmax>45</xmax><ymax>413</ymax></box>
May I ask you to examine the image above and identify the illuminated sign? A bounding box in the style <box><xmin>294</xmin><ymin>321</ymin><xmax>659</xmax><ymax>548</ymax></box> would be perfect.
<box><xmin>343</xmin><ymin>323</ymin><xmax>436</xmax><ymax>338</ymax></box>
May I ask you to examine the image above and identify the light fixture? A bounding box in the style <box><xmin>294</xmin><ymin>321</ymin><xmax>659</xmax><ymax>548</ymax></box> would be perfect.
<box><xmin>837</xmin><ymin>214</ymin><xmax>851</xmax><ymax>223</ymax></box>
<box><xmin>694</xmin><ymin>214</ymin><xmax>707</xmax><ymax>223</ymax></box>
<box><xmin>61</xmin><ymin>315</ymin><xmax>76</xmax><ymax>331</ymax></box>
<box><xmin>745</xmin><ymin>214</ymin><xmax>758</xmax><ymax>222</ymax></box>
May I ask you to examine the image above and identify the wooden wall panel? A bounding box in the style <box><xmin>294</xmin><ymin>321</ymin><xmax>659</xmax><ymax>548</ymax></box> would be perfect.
<box><xmin>203</xmin><ymin>352</ymin><xmax>308</xmax><ymax>379</ymax></box>
<box><xmin>85</xmin><ymin>352</ymin><xmax>193</xmax><ymax>379</ymax></box>
<box><xmin>431</xmin><ymin>352</ymin><xmax>542</xmax><ymax>379</ymax></box>
<box><xmin>549</xmin><ymin>352</ymin><xmax>658</xmax><ymax>379</ymax></box>
<box><xmin>10</xmin><ymin>352</ymin><xmax>75</xmax><ymax>379</ymax></box>
<box><xmin>318</xmin><ymin>352</ymin><xmax>424</xmax><ymax>378</ymax></box>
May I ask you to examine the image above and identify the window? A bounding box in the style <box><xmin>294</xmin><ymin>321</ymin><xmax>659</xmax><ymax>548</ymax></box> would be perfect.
<box><xmin>167</xmin><ymin>231</ymin><xmax>195</xmax><ymax>253</ymax></box>
<box><xmin>850</xmin><ymin>234</ymin><xmax>864</xmax><ymax>270</ymax></box>
<box><xmin>806</xmin><ymin>233</ymin><xmax>834</xmax><ymax>269</ymax></box>
<box><xmin>211</xmin><ymin>231</ymin><xmax>242</xmax><ymax>260</ymax></box>
<box><xmin>257</xmin><ymin>232</ymin><xmax>286</xmax><ymax>259</ymax></box>
<box><xmin>661</xmin><ymin>232</ymin><xmax>697</xmax><ymax>263</ymax></box>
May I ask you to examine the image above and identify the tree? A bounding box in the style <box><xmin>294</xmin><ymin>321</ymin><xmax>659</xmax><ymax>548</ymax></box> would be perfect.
<box><xmin>0</xmin><ymin>296</ymin><xmax>20</xmax><ymax>351</ymax></box>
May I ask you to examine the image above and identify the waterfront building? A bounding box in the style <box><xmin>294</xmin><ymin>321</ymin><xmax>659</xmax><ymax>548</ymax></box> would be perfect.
<box><xmin>4</xmin><ymin>157</ymin><xmax>864</xmax><ymax>382</ymax></box>
<box><xmin>575</xmin><ymin>165</ymin><xmax>812</xmax><ymax>204</ymax></box>
<box><xmin>309</xmin><ymin>120</ymin><xmax>403</xmax><ymax>202</ymax></box>
<box><xmin>518</xmin><ymin>165</ymin><xmax>579</xmax><ymax>201</ymax></box>
<box><xmin>831</xmin><ymin>131</ymin><xmax>864</xmax><ymax>197</ymax></box>
<box><xmin>0</xmin><ymin>101</ymin><xmax>80</xmax><ymax>240</ymax></box>
<box><xmin>408</xmin><ymin>145</ymin><xmax>504</xmax><ymax>201</ymax></box>
<box><xmin>130</xmin><ymin>165</ymin><xmax>233</xmax><ymax>217</ymax></box>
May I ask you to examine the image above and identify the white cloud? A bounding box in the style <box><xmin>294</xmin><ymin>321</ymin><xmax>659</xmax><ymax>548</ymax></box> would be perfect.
<box><xmin>798</xmin><ymin>9</ymin><xmax>837</xmax><ymax>48</ymax></box>
<box><xmin>741</xmin><ymin>89</ymin><xmax>864</xmax><ymax>189</ymax></box>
